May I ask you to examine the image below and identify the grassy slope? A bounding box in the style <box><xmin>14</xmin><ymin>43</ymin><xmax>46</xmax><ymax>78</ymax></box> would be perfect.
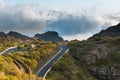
<box><xmin>47</xmin><ymin>37</ymin><xmax>120</xmax><ymax>80</ymax></box>
<box><xmin>46</xmin><ymin>53</ymin><xmax>97</xmax><ymax>80</ymax></box>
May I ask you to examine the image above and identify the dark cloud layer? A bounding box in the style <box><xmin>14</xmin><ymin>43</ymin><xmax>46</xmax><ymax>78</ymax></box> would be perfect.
<box><xmin>47</xmin><ymin>15</ymin><xmax>100</xmax><ymax>36</ymax></box>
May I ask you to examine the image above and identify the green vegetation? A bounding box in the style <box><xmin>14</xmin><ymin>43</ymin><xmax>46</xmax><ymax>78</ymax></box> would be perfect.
<box><xmin>0</xmin><ymin>34</ymin><xmax>119</xmax><ymax>80</ymax></box>
<box><xmin>47</xmin><ymin>37</ymin><xmax>120</xmax><ymax>80</ymax></box>
<box><xmin>0</xmin><ymin>36</ymin><xmax>59</xmax><ymax>80</ymax></box>
<box><xmin>47</xmin><ymin>53</ymin><xmax>97</xmax><ymax>80</ymax></box>
<box><xmin>71</xmin><ymin>37</ymin><xmax>120</xmax><ymax>67</ymax></box>
<box><xmin>0</xmin><ymin>36</ymin><xmax>23</xmax><ymax>52</ymax></box>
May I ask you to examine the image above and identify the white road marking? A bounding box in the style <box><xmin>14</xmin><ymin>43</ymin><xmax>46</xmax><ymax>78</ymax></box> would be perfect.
<box><xmin>36</xmin><ymin>46</ymin><xmax>63</xmax><ymax>76</ymax></box>
<box><xmin>0</xmin><ymin>46</ymin><xmax>18</xmax><ymax>55</ymax></box>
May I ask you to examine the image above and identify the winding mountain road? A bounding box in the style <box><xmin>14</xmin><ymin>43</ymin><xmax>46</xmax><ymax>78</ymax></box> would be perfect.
<box><xmin>36</xmin><ymin>45</ymin><xmax>69</xmax><ymax>78</ymax></box>
<box><xmin>0</xmin><ymin>45</ymin><xmax>69</xmax><ymax>78</ymax></box>
<box><xmin>0</xmin><ymin>46</ymin><xmax>18</xmax><ymax>55</ymax></box>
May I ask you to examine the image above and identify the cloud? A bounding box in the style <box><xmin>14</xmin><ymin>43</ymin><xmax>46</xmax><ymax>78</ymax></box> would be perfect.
<box><xmin>105</xmin><ymin>13</ymin><xmax>120</xmax><ymax>24</ymax></box>
<box><xmin>62</xmin><ymin>33</ymin><xmax>92</xmax><ymax>41</ymax></box>
<box><xmin>0</xmin><ymin>2</ymin><xmax>68</xmax><ymax>34</ymax></box>
<box><xmin>47</xmin><ymin>15</ymin><xmax>101</xmax><ymax>36</ymax></box>
<box><xmin>46</xmin><ymin>12</ymin><xmax>119</xmax><ymax>40</ymax></box>
<box><xmin>0</xmin><ymin>0</ymin><xmax>119</xmax><ymax>40</ymax></box>
<box><xmin>0</xmin><ymin>2</ymin><xmax>46</xmax><ymax>34</ymax></box>
<box><xmin>0</xmin><ymin>0</ymin><xmax>6</xmax><ymax>9</ymax></box>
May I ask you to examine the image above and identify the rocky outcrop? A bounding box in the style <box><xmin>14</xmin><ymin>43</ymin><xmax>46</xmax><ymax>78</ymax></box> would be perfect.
<box><xmin>71</xmin><ymin>43</ymin><xmax>120</xmax><ymax>80</ymax></box>
<box><xmin>71</xmin><ymin>44</ymin><xmax>113</xmax><ymax>66</ymax></box>
<box><xmin>70</xmin><ymin>39</ymin><xmax>120</xmax><ymax>80</ymax></box>
<box><xmin>89</xmin><ymin>65</ymin><xmax>120</xmax><ymax>80</ymax></box>
<box><xmin>35</xmin><ymin>31</ymin><xmax>64</xmax><ymax>42</ymax></box>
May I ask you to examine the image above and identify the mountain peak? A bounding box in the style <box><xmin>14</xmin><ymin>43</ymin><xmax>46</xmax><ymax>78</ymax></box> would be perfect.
<box><xmin>7</xmin><ymin>31</ymin><xmax>29</xmax><ymax>40</ymax></box>
<box><xmin>90</xmin><ymin>23</ymin><xmax>120</xmax><ymax>38</ymax></box>
<box><xmin>35</xmin><ymin>31</ymin><xmax>64</xmax><ymax>42</ymax></box>
<box><xmin>45</xmin><ymin>31</ymin><xmax>58</xmax><ymax>35</ymax></box>
<box><xmin>8</xmin><ymin>31</ymin><xmax>20</xmax><ymax>35</ymax></box>
<box><xmin>0</xmin><ymin>31</ymin><xmax>6</xmax><ymax>37</ymax></box>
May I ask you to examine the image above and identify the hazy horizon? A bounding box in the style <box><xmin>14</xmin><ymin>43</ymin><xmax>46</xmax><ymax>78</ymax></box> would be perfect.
<box><xmin>0</xmin><ymin>0</ymin><xmax>120</xmax><ymax>40</ymax></box>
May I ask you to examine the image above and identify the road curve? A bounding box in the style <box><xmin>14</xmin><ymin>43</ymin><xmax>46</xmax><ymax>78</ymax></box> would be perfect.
<box><xmin>36</xmin><ymin>45</ymin><xmax>69</xmax><ymax>78</ymax></box>
<box><xmin>0</xmin><ymin>46</ymin><xmax>18</xmax><ymax>55</ymax></box>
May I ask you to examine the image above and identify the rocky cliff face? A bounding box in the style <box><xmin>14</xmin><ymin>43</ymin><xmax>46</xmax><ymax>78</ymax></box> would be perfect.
<box><xmin>35</xmin><ymin>31</ymin><xmax>64</xmax><ymax>42</ymax></box>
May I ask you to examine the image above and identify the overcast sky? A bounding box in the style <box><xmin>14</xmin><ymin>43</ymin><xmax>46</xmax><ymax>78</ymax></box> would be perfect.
<box><xmin>0</xmin><ymin>0</ymin><xmax>120</xmax><ymax>40</ymax></box>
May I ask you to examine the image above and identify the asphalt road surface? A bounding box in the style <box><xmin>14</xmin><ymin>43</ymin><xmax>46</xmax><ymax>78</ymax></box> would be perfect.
<box><xmin>0</xmin><ymin>46</ymin><xmax>18</xmax><ymax>55</ymax></box>
<box><xmin>36</xmin><ymin>45</ymin><xmax>69</xmax><ymax>78</ymax></box>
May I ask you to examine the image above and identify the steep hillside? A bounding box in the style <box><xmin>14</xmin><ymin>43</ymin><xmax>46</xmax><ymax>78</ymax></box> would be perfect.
<box><xmin>47</xmin><ymin>38</ymin><xmax>120</xmax><ymax>80</ymax></box>
<box><xmin>90</xmin><ymin>23</ymin><xmax>120</xmax><ymax>38</ymax></box>
<box><xmin>47</xmin><ymin>52</ymin><xmax>97</xmax><ymax>80</ymax></box>
<box><xmin>47</xmin><ymin>24</ymin><xmax>120</xmax><ymax>80</ymax></box>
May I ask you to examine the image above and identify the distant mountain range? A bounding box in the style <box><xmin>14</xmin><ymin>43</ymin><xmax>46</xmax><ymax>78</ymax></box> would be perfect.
<box><xmin>7</xmin><ymin>31</ymin><xmax>30</xmax><ymax>40</ymax></box>
<box><xmin>0</xmin><ymin>23</ymin><xmax>120</xmax><ymax>41</ymax></box>
<box><xmin>0</xmin><ymin>31</ymin><xmax>64</xmax><ymax>42</ymax></box>
<box><xmin>91</xmin><ymin>23</ymin><xmax>120</xmax><ymax>38</ymax></box>
<box><xmin>0</xmin><ymin>31</ymin><xmax>30</xmax><ymax>40</ymax></box>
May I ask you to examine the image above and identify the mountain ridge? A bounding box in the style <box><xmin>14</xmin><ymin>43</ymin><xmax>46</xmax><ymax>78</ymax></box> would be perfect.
<box><xmin>7</xmin><ymin>31</ymin><xmax>30</xmax><ymax>40</ymax></box>
<box><xmin>0</xmin><ymin>31</ymin><xmax>64</xmax><ymax>42</ymax></box>
<box><xmin>90</xmin><ymin>23</ymin><xmax>120</xmax><ymax>38</ymax></box>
